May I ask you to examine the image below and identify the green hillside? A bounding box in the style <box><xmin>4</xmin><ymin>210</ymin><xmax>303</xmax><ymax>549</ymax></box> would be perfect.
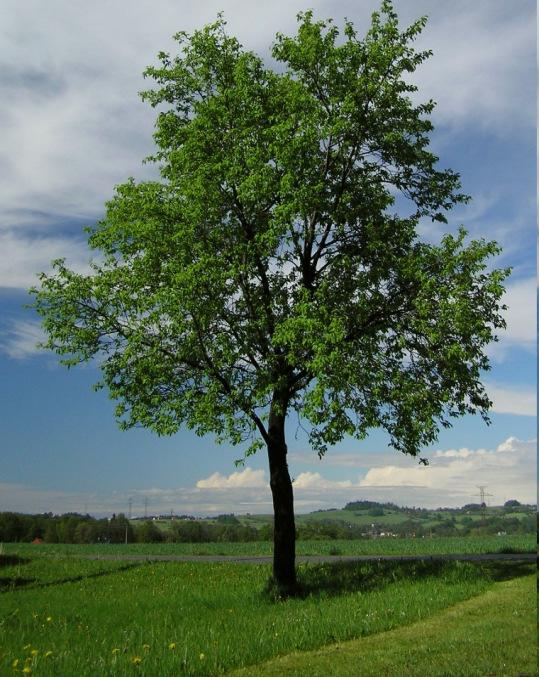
<box><xmin>145</xmin><ymin>500</ymin><xmax>536</xmax><ymax>540</ymax></box>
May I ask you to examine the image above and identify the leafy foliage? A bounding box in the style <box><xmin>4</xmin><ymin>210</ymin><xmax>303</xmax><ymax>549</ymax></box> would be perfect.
<box><xmin>32</xmin><ymin>2</ymin><xmax>508</xmax><ymax>463</ymax></box>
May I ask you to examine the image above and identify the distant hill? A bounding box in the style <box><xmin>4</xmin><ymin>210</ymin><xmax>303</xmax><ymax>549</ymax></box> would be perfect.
<box><xmin>233</xmin><ymin>500</ymin><xmax>537</xmax><ymax>538</ymax></box>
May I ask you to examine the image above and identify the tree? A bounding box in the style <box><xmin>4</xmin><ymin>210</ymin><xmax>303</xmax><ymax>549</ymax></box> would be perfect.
<box><xmin>32</xmin><ymin>2</ymin><xmax>508</xmax><ymax>594</ymax></box>
<box><xmin>503</xmin><ymin>499</ymin><xmax>521</xmax><ymax>509</ymax></box>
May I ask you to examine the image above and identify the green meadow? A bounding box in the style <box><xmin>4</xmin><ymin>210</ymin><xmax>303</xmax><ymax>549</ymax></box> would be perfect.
<box><xmin>2</xmin><ymin>533</ymin><xmax>534</xmax><ymax>559</ymax></box>
<box><xmin>0</xmin><ymin>544</ymin><xmax>535</xmax><ymax>676</ymax></box>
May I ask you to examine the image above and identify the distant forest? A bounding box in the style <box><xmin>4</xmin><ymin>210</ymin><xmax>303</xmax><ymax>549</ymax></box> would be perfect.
<box><xmin>0</xmin><ymin>500</ymin><xmax>535</xmax><ymax>544</ymax></box>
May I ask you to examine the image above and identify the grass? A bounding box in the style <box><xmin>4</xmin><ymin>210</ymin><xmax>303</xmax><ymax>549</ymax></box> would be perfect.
<box><xmin>231</xmin><ymin>574</ymin><xmax>537</xmax><ymax>676</ymax></box>
<box><xmin>1</xmin><ymin>533</ymin><xmax>534</xmax><ymax>559</ymax></box>
<box><xmin>0</xmin><ymin>549</ymin><xmax>534</xmax><ymax>676</ymax></box>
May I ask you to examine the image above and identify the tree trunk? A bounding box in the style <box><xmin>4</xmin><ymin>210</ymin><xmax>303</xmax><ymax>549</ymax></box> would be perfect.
<box><xmin>267</xmin><ymin>405</ymin><xmax>297</xmax><ymax>595</ymax></box>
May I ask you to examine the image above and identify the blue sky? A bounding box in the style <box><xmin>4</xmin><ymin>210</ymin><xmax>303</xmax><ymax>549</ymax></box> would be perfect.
<box><xmin>0</xmin><ymin>0</ymin><xmax>536</xmax><ymax>516</ymax></box>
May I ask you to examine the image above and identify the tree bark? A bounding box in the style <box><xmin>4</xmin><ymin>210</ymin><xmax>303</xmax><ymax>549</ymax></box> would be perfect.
<box><xmin>267</xmin><ymin>404</ymin><xmax>297</xmax><ymax>594</ymax></box>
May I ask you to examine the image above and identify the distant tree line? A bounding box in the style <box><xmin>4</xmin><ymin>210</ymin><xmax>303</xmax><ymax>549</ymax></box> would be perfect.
<box><xmin>0</xmin><ymin>512</ymin><xmax>136</xmax><ymax>544</ymax></box>
<box><xmin>0</xmin><ymin>512</ymin><xmax>265</xmax><ymax>544</ymax></box>
<box><xmin>0</xmin><ymin>501</ymin><xmax>535</xmax><ymax>544</ymax></box>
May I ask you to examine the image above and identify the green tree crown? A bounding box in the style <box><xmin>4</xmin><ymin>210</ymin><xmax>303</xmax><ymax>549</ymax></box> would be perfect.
<box><xmin>32</xmin><ymin>2</ymin><xmax>509</xmax><ymax>463</ymax></box>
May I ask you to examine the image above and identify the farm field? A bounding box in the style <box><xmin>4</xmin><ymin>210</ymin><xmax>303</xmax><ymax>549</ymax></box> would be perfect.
<box><xmin>2</xmin><ymin>533</ymin><xmax>534</xmax><ymax>559</ymax></box>
<box><xmin>0</xmin><ymin>547</ymin><xmax>535</xmax><ymax>676</ymax></box>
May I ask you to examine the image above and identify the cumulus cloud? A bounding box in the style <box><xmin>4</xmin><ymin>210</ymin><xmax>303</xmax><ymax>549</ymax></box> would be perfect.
<box><xmin>196</xmin><ymin>467</ymin><xmax>266</xmax><ymax>489</ymax></box>
<box><xmin>359</xmin><ymin>436</ymin><xmax>536</xmax><ymax>505</ymax></box>
<box><xmin>0</xmin><ymin>436</ymin><xmax>534</xmax><ymax>514</ymax></box>
<box><xmin>293</xmin><ymin>472</ymin><xmax>353</xmax><ymax>490</ymax></box>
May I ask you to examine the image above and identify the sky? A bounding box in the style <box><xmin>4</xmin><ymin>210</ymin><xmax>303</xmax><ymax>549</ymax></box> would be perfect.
<box><xmin>0</xmin><ymin>0</ymin><xmax>536</xmax><ymax>517</ymax></box>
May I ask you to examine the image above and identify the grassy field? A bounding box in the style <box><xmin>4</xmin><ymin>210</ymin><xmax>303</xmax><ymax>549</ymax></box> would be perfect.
<box><xmin>0</xmin><ymin>547</ymin><xmax>535</xmax><ymax>676</ymax></box>
<box><xmin>2</xmin><ymin>533</ymin><xmax>533</xmax><ymax>559</ymax></box>
<box><xmin>231</xmin><ymin>575</ymin><xmax>537</xmax><ymax>676</ymax></box>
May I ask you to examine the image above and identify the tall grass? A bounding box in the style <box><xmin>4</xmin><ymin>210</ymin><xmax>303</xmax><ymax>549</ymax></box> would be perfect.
<box><xmin>1</xmin><ymin>552</ymin><xmax>531</xmax><ymax>676</ymax></box>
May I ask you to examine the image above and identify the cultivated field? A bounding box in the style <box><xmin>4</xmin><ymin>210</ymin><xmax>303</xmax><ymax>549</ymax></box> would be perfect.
<box><xmin>2</xmin><ymin>533</ymin><xmax>534</xmax><ymax>559</ymax></box>
<box><xmin>0</xmin><ymin>538</ymin><xmax>535</xmax><ymax>675</ymax></box>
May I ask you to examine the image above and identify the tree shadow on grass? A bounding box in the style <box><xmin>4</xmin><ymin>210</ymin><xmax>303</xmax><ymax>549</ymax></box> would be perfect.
<box><xmin>0</xmin><ymin>555</ymin><xmax>30</xmax><ymax>567</ymax></box>
<box><xmin>0</xmin><ymin>562</ymin><xmax>145</xmax><ymax>593</ymax></box>
<box><xmin>295</xmin><ymin>560</ymin><xmax>454</xmax><ymax>598</ymax></box>
<box><xmin>469</xmin><ymin>559</ymin><xmax>536</xmax><ymax>582</ymax></box>
<box><xmin>266</xmin><ymin>558</ymin><xmax>536</xmax><ymax>600</ymax></box>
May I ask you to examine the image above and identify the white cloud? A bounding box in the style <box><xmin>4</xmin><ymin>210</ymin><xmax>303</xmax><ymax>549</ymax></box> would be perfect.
<box><xmin>0</xmin><ymin>436</ymin><xmax>535</xmax><ymax>514</ymax></box>
<box><xmin>410</xmin><ymin>1</ymin><xmax>535</xmax><ymax>133</ymax></box>
<box><xmin>293</xmin><ymin>472</ymin><xmax>352</xmax><ymax>490</ymax></box>
<box><xmin>486</xmin><ymin>383</ymin><xmax>536</xmax><ymax>417</ymax></box>
<box><xmin>0</xmin><ymin>1</ymin><xmax>532</xmax><ymax>221</ymax></box>
<box><xmin>0</xmin><ymin>1</ymin><xmax>533</xmax><ymax>296</ymax></box>
<box><xmin>196</xmin><ymin>467</ymin><xmax>266</xmax><ymax>489</ymax></box>
<box><xmin>499</xmin><ymin>277</ymin><xmax>537</xmax><ymax>352</ymax></box>
<box><xmin>0</xmin><ymin>231</ymin><xmax>92</xmax><ymax>288</ymax></box>
<box><xmin>0</xmin><ymin>319</ymin><xmax>46</xmax><ymax>359</ymax></box>
<box><xmin>359</xmin><ymin>436</ymin><xmax>536</xmax><ymax>505</ymax></box>
<box><xmin>433</xmin><ymin>448</ymin><xmax>480</xmax><ymax>459</ymax></box>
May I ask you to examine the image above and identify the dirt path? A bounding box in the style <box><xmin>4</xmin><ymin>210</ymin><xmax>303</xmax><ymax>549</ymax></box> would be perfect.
<box><xmin>84</xmin><ymin>552</ymin><xmax>536</xmax><ymax>564</ymax></box>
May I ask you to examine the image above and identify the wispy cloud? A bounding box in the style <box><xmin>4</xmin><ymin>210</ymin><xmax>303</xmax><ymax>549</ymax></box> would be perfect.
<box><xmin>0</xmin><ymin>231</ymin><xmax>92</xmax><ymax>289</ymax></box>
<box><xmin>485</xmin><ymin>383</ymin><xmax>536</xmax><ymax>417</ymax></box>
<box><xmin>0</xmin><ymin>319</ymin><xmax>45</xmax><ymax>359</ymax></box>
<box><xmin>0</xmin><ymin>1</ymin><xmax>533</xmax><ymax>235</ymax></box>
<box><xmin>411</xmin><ymin>1</ymin><xmax>535</xmax><ymax>133</ymax></box>
<box><xmin>499</xmin><ymin>277</ymin><xmax>537</xmax><ymax>353</ymax></box>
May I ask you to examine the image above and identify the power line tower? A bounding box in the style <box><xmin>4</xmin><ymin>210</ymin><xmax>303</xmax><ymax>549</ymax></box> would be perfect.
<box><xmin>476</xmin><ymin>485</ymin><xmax>493</xmax><ymax>518</ymax></box>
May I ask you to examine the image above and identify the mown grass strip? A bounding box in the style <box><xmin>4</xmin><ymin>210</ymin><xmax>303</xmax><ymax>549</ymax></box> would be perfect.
<box><xmin>231</xmin><ymin>574</ymin><xmax>537</xmax><ymax>677</ymax></box>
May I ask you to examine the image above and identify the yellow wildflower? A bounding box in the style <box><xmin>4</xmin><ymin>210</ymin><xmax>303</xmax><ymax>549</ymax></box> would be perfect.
<box><xmin>142</xmin><ymin>644</ymin><xmax>150</xmax><ymax>651</ymax></box>
<box><xmin>12</xmin><ymin>658</ymin><xmax>19</xmax><ymax>668</ymax></box>
<box><xmin>199</xmin><ymin>653</ymin><xmax>205</xmax><ymax>660</ymax></box>
<box><xmin>111</xmin><ymin>648</ymin><xmax>120</xmax><ymax>655</ymax></box>
<box><xmin>22</xmin><ymin>668</ymin><xmax>32</xmax><ymax>675</ymax></box>
<box><xmin>168</xmin><ymin>643</ymin><xmax>176</xmax><ymax>650</ymax></box>
<box><xmin>131</xmin><ymin>656</ymin><xmax>142</xmax><ymax>665</ymax></box>
<box><xmin>30</xmin><ymin>650</ymin><xmax>39</xmax><ymax>656</ymax></box>
<box><xmin>46</xmin><ymin>617</ymin><xmax>52</xmax><ymax>622</ymax></box>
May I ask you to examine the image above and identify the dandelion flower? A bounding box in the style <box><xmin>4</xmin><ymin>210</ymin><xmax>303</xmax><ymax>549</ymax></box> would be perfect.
<box><xmin>168</xmin><ymin>643</ymin><xmax>176</xmax><ymax>650</ymax></box>
<box><xmin>111</xmin><ymin>648</ymin><xmax>120</xmax><ymax>655</ymax></box>
<box><xmin>131</xmin><ymin>656</ymin><xmax>142</xmax><ymax>665</ymax></box>
<box><xmin>199</xmin><ymin>653</ymin><xmax>205</xmax><ymax>661</ymax></box>
<box><xmin>142</xmin><ymin>644</ymin><xmax>150</xmax><ymax>651</ymax></box>
<box><xmin>22</xmin><ymin>667</ymin><xmax>32</xmax><ymax>674</ymax></box>
<box><xmin>46</xmin><ymin>617</ymin><xmax>52</xmax><ymax>623</ymax></box>
<box><xmin>12</xmin><ymin>658</ymin><xmax>19</xmax><ymax>668</ymax></box>
<box><xmin>30</xmin><ymin>650</ymin><xmax>39</xmax><ymax>656</ymax></box>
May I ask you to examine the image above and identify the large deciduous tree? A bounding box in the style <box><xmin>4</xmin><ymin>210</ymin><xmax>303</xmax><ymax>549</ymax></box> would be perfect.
<box><xmin>32</xmin><ymin>2</ymin><xmax>508</xmax><ymax>594</ymax></box>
